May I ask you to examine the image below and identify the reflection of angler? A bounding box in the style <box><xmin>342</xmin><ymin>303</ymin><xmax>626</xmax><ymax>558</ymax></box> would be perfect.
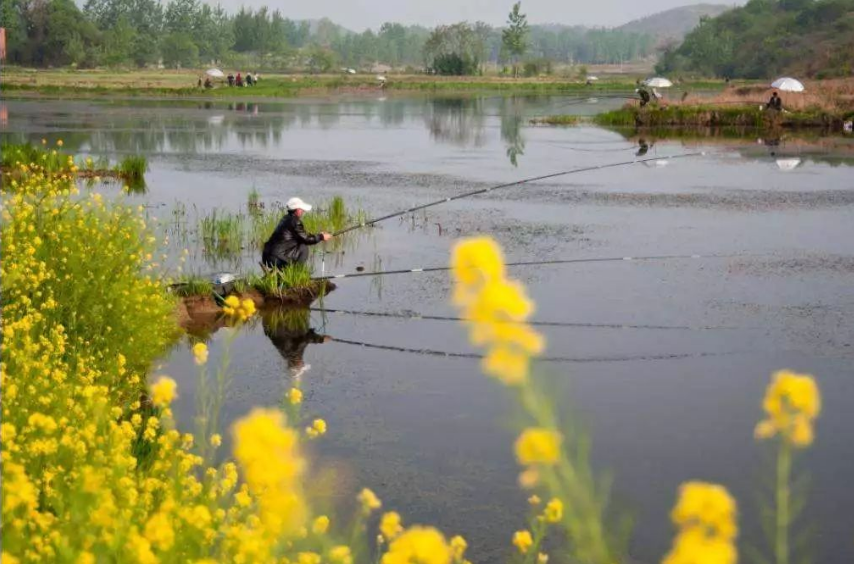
<box><xmin>263</xmin><ymin>313</ymin><xmax>331</xmax><ymax>379</ymax></box>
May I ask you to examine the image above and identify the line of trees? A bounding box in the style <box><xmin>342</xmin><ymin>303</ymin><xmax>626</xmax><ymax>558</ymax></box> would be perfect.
<box><xmin>0</xmin><ymin>0</ymin><xmax>654</xmax><ymax>72</ymax></box>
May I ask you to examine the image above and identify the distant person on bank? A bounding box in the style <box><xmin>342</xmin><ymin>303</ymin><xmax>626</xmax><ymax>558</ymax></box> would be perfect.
<box><xmin>262</xmin><ymin>197</ymin><xmax>332</xmax><ymax>269</ymax></box>
<box><xmin>767</xmin><ymin>91</ymin><xmax>782</xmax><ymax>111</ymax></box>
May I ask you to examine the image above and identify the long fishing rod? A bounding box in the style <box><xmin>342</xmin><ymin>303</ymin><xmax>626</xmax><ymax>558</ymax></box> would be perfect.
<box><xmin>309</xmin><ymin>306</ymin><xmax>743</xmax><ymax>331</ymax></box>
<box><xmin>331</xmin><ymin>151</ymin><xmax>706</xmax><ymax>237</ymax></box>
<box><xmin>330</xmin><ymin>336</ymin><xmax>749</xmax><ymax>364</ymax></box>
<box><xmin>313</xmin><ymin>253</ymin><xmax>739</xmax><ymax>281</ymax></box>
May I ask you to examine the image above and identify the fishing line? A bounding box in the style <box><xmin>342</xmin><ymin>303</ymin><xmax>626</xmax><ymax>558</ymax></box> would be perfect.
<box><xmin>331</xmin><ymin>151</ymin><xmax>706</xmax><ymax>237</ymax></box>
<box><xmin>309</xmin><ymin>307</ymin><xmax>742</xmax><ymax>331</ymax></box>
<box><xmin>330</xmin><ymin>336</ymin><xmax>748</xmax><ymax>364</ymax></box>
<box><xmin>313</xmin><ymin>253</ymin><xmax>741</xmax><ymax>281</ymax></box>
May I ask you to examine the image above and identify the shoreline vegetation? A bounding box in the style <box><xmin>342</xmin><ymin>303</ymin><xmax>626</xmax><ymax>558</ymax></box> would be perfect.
<box><xmin>0</xmin><ymin>142</ymin><xmax>150</xmax><ymax>190</ymax></box>
<box><xmin>534</xmin><ymin>78</ymin><xmax>854</xmax><ymax>130</ymax></box>
<box><xmin>0</xmin><ymin>68</ymin><xmax>731</xmax><ymax>98</ymax></box>
<box><xmin>533</xmin><ymin>105</ymin><xmax>854</xmax><ymax>130</ymax></box>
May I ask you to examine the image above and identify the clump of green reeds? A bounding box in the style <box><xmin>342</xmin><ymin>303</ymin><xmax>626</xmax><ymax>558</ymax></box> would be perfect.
<box><xmin>247</xmin><ymin>187</ymin><xmax>262</xmax><ymax>211</ymax></box>
<box><xmin>173</xmin><ymin>274</ymin><xmax>214</xmax><ymax>297</ymax></box>
<box><xmin>197</xmin><ymin>196</ymin><xmax>365</xmax><ymax>261</ymax></box>
<box><xmin>115</xmin><ymin>155</ymin><xmax>148</xmax><ymax>181</ymax></box>
<box><xmin>248</xmin><ymin>263</ymin><xmax>314</xmax><ymax>299</ymax></box>
<box><xmin>199</xmin><ymin>209</ymin><xmax>245</xmax><ymax>258</ymax></box>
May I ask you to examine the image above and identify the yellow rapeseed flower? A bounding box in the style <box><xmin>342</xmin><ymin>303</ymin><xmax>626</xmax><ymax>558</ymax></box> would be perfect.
<box><xmin>329</xmin><ymin>545</ymin><xmax>353</xmax><ymax>564</ymax></box>
<box><xmin>450</xmin><ymin>237</ymin><xmax>544</xmax><ymax>387</ymax></box>
<box><xmin>755</xmin><ymin>370</ymin><xmax>821</xmax><ymax>447</ymax></box>
<box><xmin>232</xmin><ymin>408</ymin><xmax>306</xmax><ymax>537</ymax></box>
<box><xmin>192</xmin><ymin>342</ymin><xmax>209</xmax><ymax>365</ymax></box>
<box><xmin>449</xmin><ymin>535</ymin><xmax>467</xmax><ymax>560</ymax></box>
<box><xmin>512</xmin><ymin>530</ymin><xmax>533</xmax><ymax>554</ymax></box>
<box><xmin>298</xmin><ymin>552</ymin><xmax>322</xmax><ymax>564</ymax></box>
<box><xmin>150</xmin><ymin>376</ymin><xmax>177</xmax><ymax>407</ymax></box>
<box><xmin>210</xmin><ymin>434</ymin><xmax>222</xmax><ymax>447</ymax></box>
<box><xmin>381</xmin><ymin>526</ymin><xmax>451</xmax><ymax>564</ymax></box>
<box><xmin>380</xmin><ymin>511</ymin><xmax>403</xmax><ymax>540</ymax></box>
<box><xmin>312</xmin><ymin>515</ymin><xmax>330</xmax><ymax>534</ymax></box>
<box><xmin>663</xmin><ymin>481</ymin><xmax>738</xmax><ymax>564</ymax></box>
<box><xmin>357</xmin><ymin>488</ymin><xmax>382</xmax><ymax>513</ymax></box>
<box><xmin>287</xmin><ymin>387</ymin><xmax>303</xmax><ymax>405</ymax></box>
<box><xmin>514</xmin><ymin>428</ymin><xmax>561</xmax><ymax>466</ymax></box>
<box><xmin>543</xmin><ymin>498</ymin><xmax>563</xmax><ymax>523</ymax></box>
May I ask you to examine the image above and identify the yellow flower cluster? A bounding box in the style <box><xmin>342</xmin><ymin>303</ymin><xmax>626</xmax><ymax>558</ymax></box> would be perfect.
<box><xmin>513</xmin><ymin>530</ymin><xmax>533</xmax><ymax>554</ymax></box>
<box><xmin>192</xmin><ymin>342</ymin><xmax>209</xmax><ymax>365</ymax></box>
<box><xmin>381</xmin><ymin>511</ymin><xmax>404</xmax><ymax>540</ymax></box>
<box><xmin>381</xmin><ymin>526</ymin><xmax>452</xmax><ymax>564</ymax></box>
<box><xmin>287</xmin><ymin>387</ymin><xmax>303</xmax><ymax>405</ymax></box>
<box><xmin>663</xmin><ymin>482</ymin><xmax>738</xmax><ymax>564</ymax></box>
<box><xmin>754</xmin><ymin>370</ymin><xmax>821</xmax><ymax>447</ymax></box>
<box><xmin>222</xmin><ymin>295</ymin><xmax>257</xmax><ymax>322</ymax></box>
<box><xmin>0</xmin><ymin>164</ymin><xmax>260</xmax><ymax>562</ymax></box>
<box><xmin>305</xmin><ymin>418</ymin><xmax>327</xmax><ymax>438</ymax></box>
<box><xmin>515</xmin><ymin>427</ymin><xmax>562</xmax><ymax>466</ymax></box>
<box><xmin>232</xmin><ymin>409</ymin><xmax>306</xmax><ymax>542</ymax></box>
<box><xmin>357</xmin><ymin>487</ymin><xmax>382</xmax><ymax>514</ymax></box>
<box><xmin>150</xmin><ymin>376</ymin><xmax>178</xmax><ymax>407</ymax></box>
<box><xmin>450</xmin><ymin>237</ymin><xmax>545</xmax><ymax>385</ymax></box>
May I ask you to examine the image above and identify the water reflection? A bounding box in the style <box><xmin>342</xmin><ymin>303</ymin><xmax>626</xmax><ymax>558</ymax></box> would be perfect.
<box><xmin>263</xmin><ymin>308</ymin><xmax>330</xmax><ymax>380</ymax></box>
<box><xmin>424</xmin><ymin>97</ymin><xmax>487</xmax><ymax>147</ymax></box>
<box><xmin>500</xmin><ymin>97</ymin><xmax>526</xmax><ymax>167</ymax></box>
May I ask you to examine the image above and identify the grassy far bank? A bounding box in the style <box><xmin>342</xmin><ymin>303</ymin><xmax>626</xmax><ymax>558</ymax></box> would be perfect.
<box><xmin>0</xmin><ymin>67</ymin><xmax>732</xmax><ymax>98</ymax></box>
<box><xmin>592</xmin><ymin>104</ymin><xmax>854</xmax><ymax>129</ymax></box>
<box><xmin>535</xmin><ymin>78</ymin><xmax>854</xmax><ymax>129</ymax></box>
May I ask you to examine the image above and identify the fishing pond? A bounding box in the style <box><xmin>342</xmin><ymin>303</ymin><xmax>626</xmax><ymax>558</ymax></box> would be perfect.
<box><xmin>3</xmin><ymin>94</ymin><xmax>854</xmax><ymax>563</ymax></box>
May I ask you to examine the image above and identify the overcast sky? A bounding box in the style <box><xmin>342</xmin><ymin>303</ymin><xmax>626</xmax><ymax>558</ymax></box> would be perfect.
<box><xmin>213</xmin><ymin>0</ymin><xmax>737</xmax><ymax>31</ymax></box>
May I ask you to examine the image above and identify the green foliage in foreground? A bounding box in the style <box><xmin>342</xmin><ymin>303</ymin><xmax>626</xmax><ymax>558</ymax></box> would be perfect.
<box><xmin>657</xmin><ymin>0</ymin><xmax>854</xmax><ymax>78</ymax></box>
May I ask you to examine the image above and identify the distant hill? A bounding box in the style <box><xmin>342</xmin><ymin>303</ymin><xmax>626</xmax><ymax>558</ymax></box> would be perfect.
<box><xmin>617</xmin><ymin>4</ymin><xmax>732</xmax><ymax>44</ymax></box>
<box><xmin>656</xmin><ymin>0</ymin><xmax>854</xmax><ymax>78</ymax></box>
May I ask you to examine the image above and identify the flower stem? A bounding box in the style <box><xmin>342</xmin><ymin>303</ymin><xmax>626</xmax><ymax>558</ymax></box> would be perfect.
<box><xmin>775</xmin><ymin>440</ymin><xmax>791</xmax><ymax>564</ymax></box>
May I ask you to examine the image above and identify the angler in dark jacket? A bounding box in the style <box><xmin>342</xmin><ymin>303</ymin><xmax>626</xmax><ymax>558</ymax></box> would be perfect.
<box><xmin>262</xmin><ymin>197</ymin><xmax>331</xmax><ymax>269</ymax></box>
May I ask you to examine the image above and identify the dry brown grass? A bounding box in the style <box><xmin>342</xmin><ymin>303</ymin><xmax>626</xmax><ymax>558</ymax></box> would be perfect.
<box><xmin>677</xmin><ymin>78</ymin><xmax>854</xmax><ymax>112</ymax></box>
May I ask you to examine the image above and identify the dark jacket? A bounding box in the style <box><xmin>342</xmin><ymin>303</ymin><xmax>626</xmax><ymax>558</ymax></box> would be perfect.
<box><xmin>262</xmin><ymin>211</ymin><xmax>322</xmax><ymax>263</ymax></box>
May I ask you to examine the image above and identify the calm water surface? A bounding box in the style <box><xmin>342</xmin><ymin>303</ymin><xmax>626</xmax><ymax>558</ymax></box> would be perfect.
<box><xmin>3</xmin><ymin>95</ymin><xmax>854</xmax><ymax>563</ymax></box>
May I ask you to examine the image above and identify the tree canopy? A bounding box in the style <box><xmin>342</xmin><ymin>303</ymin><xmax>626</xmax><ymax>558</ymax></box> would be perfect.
<box><xmin>657</xmin><ymin>0</ymin><xmax>854</xmax><ymax>78</ymax></box>
<box><xmin>0</xmin><ymin>0</ymin><xmax>655</xmax><ymax>71</ymax></box>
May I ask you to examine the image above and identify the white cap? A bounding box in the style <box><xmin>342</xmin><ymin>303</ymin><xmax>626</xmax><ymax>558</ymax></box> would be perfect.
<box><xmin>286</xmin><ymin>197</ymin><xmax>312</xmax><ymax>212</ymax></box>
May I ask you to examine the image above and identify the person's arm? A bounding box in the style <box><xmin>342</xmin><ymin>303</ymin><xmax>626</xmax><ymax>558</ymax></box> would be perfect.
<box><xmin>293</xmin><ymin>219</ymin><xmax>331</xmax><ymax>245</ymax></box>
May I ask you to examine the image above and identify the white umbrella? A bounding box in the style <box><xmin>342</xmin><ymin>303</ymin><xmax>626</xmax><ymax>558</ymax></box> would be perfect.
<box><xmin>775</xmin><ymin>157</ymin><xmax>802</xmax><ymax>171</ymax></box>
<box><xmin>376</xmin><ymin>75</ymin><xmax>387</xmax><ymax>82</ymax></box>
<box><xmin>771</xmin><ymin>77</ymin><xmax>804</xmax><ymax>92</ymax></box>
<box><xmin>644</xmin><ymin>77</ymin><xmax>673</xmax><ymax>88</ymax></box>
<box><xmin>205</xmin><ymin>68</ymin><xmax>225</xmax><ymax>78</ymax></box>
<box><xmin>587</xmin><ymin>76</ymin><xmax>599</xmax><ymax>81</ymax></box>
